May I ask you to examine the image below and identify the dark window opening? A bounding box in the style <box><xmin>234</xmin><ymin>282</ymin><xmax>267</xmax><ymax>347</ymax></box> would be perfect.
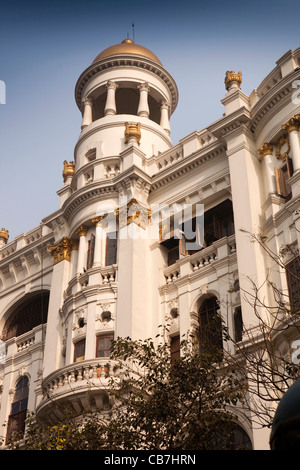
<box><xmin>96</xmin><ymin>334</ymin><xmax>114</xmax><ymax>358</ymax></box>
<box><xmin>234</xmin><ymin>306</ymin><xmax>243</xmax><ymax>343</ymax></box>
<box><xmin>203</xmin><ymin>199</ymin><xmax>235</xmax><ymax>247</ymax></box>
<box><xmin>275</xmin><ymin>157</ymin><xmax>293</xmax><ymax>201</ymax></box>
<box><xmin>74</xmin><ymin>339</ymin><xmax>85</xmax><ymax>362</ymax></box>
<box><xmin>87</xmin><ymin>233</ymin><xmax>95</xmax><ymax>269</ymax></box>
<box><xmin>105</xmin><ymin>234</ymin><xmax>117</xmax><ymax>266</ymax></box>
<box><xmin>198</xmin><ymin>296</ymin><xmax>223</xmax><ymax>356</ymax></box>
<box><xmin>286</xmin><ymin>256</ymin><xmax>300</xmax><ymax>312</ymax></box>
<box><xmin>170</xmin><ymin>335</ymin><xmax>180</xmax><ymax>364</ymax></box>
<box><xmin>2</xmin><ymin>292</ymin><xmax>49</xmax><ymax>341</ymax></box>
<box><xmin>6</xmin><ymin>376</ymin><xmax>29</xmax><ymax>444</ymax></box>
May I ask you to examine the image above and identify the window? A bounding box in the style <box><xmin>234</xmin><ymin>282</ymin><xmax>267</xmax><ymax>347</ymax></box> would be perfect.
<box><xmin>6</xmin><ymin>376</ymin><xmax>29</xmax><ymax>443</ymax></box>
<box><xmin>198</xmin><ymin>296</ymin><xmax>223</xmax><ymax>355</ymax></box>
<box><xmin>234</xmin><ymin>306</ymin><xmax>243</xmax><ymax>342</ymax></box>
<box><xmin>286</xmin><ymin>256</ymin><xmax>300</xmax><ymax>312</ymax></box>
<box><xmin>96</xmin><ymin>334</ymin><xmax>114</xmax><ymax>358</ymax></box>
<box><xmin>275</xmin><ymin>157</ymin><xmax>293</xmax><ymax>201</ymax></box>
<box><xmin>203</xmin><ymin>199</ymin><xmax>235</xmax><ymax>247</ymax></box>
<box><xmin>105</xmin><ymin>234</ymin><xmax>117</xmax><ymax>266</ymax></box>
<box><xmin>86</xmin><ymin>233</ymin><xmax>95</xmax><ymax>269</ymax></box>
<box><xmin>74</xmin><ymin>339</ymin><xmax>85</xmax><ymax>362</ymax></box>
<box><xmin>170</xmin><ymin>335</ymin><xmax>180</xmax><ymax>363</ymax></box>
<box><xmin>2</xmin><ymin>292</ymin><xmax>49</xmax><ymax>341</ymax></box>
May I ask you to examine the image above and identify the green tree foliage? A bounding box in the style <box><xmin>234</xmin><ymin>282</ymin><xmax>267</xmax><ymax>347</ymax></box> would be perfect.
<box><xmin>9</xmin><ymin>331</ymin><xmax>248</xmax><ymax>450</ymax></box>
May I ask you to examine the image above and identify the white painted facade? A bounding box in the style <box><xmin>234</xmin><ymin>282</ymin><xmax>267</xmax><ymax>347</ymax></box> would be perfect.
<box><xmin>0</xmin><ymin>39</ymin><xmax>300</xmax><ymax>449</ymax></box>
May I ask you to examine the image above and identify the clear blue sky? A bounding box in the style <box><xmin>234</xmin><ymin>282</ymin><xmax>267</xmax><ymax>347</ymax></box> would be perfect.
<box><xmin>1</xmin><ymin>0</ymin><xmax>300</xmax><ymax>241</ymax></box>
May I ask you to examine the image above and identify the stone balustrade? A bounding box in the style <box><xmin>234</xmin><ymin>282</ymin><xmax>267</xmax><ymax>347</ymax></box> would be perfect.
<box><xmin>42</xmin><ymin>358</ymin><xmax>119</xmax><ymax>397</ymax></box>
<box><xmin>162</xmin><ymin>235</ymin><xmax>237</xmax><ymax>286</ymax></box>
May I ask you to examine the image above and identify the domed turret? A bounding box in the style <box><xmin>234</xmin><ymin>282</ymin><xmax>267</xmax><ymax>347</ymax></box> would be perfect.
<box><xmin>72</xmin><ymin>38</ymin><xmax>178</xmax><ymax>191</ymax></box>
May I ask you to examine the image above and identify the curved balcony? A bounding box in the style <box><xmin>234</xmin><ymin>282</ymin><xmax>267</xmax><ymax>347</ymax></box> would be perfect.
<box><xmin>36</xmin><ymin>358</ymin><xmax>119</xmax><ymax>425</ymax></box>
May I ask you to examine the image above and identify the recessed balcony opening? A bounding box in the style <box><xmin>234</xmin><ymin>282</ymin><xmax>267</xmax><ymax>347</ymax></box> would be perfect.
<box><xmin>89</xmin><ymin>83</ymin><xmax>162</xmax><ymax>125</ymax></box>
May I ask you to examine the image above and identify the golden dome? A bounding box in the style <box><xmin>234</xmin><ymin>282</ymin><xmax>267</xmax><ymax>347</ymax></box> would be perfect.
<box><xmin>92</xmin><ymin>38</ymin><xmax>162</xmax><ymax>66</ymax></box>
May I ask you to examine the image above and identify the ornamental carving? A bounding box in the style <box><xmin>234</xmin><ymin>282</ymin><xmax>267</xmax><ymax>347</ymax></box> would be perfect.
<box><xmin>258</xmin><ymin>142</ymin><xmax>273</xmax><ymax>159</ymax></box>
<box><xmin>0</xmin><ymin>228</ymin><xmax>9</xmax><ymax>244</ymax></box>
<box><xmin>224</xmin><ymin>71</ymin><xmax>242</xmax><ymax>91</ymax></box>
<box><xmin>115</xmin><ymin>198</ymin><xmax>151</xmax><ymax>229</ymax></box>
<box><xmin>62</xmin><ymin>160</ymin><xmax>75</xmax><ymax>182</ymax></box>
<box><xmin>124</xmin><ymin>122</ymin><xmax>141</xmax><ymax>145</ymax></box>
<box><xmin>48</xmin><ymin>237</ymin><xmax>72</xmax><ymax>264</ymax></box>
<box><xmin>75</xmin><ymin>225</ymin><xmax>88</xmax><ymax>237</ymax></box>
<box><xmin>282</xmin><ymin>116</ymin><xmax>300</xmax><ymax>134</ymax></box>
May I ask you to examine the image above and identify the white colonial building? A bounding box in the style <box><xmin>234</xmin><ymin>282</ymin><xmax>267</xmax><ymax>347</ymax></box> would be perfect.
<box><xmin>0</xmin><ymin>38</ymin><xmax>300</xmax><ymax>450</ymax></box>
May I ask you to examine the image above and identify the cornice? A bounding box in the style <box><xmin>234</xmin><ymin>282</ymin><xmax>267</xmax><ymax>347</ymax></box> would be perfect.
<box><xmin>250</xmin><ymin>70</ymin><xmax>300</xmax><ymax>136</ymax></box>
<box><xmin>150</xmin><ymin>141</ymin><xmax>226</xmax><ymax>192</ymax></box>
<box><xmin>75</xmin><ymin>54</ymin><xmax>178</xmax><ymax>115</ymax></box>
<box><xmin>207</xmin><ymin>107</ymin><xmax>252</xmax><ymax>141</ymax></box>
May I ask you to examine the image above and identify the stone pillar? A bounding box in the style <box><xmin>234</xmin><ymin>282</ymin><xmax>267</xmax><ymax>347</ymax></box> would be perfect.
<box><xmin>258</xmin><ymin>142</ymin><xmax>276</xmax><ymax>194</ymax></box>
<box><xmin>81</xmin><ymin>97</ymin><xmax>93</xmax><ymax>130</ymax></box>
<box><xmin>282</xmin><ymin>116</ymin><xmax>300</xmax><ymax>172</ymax></box>
<box><xmin>104</xmin><ymin>80</ymin><xmax>118</xmax><ymax>116</ymax></box>
<box><xmin>70</xmin><ymin>239</ymin><xmax>78</xmax><ymax>279</ymax></box>
<box><xmin>44</xmin><ymin>237</ymin><xmax>72</xmax><ymax>376</ymax></box>
<box><xmin>75</xmin><ymin>225</ymin><xmax>88</xmax><ymax>274</ymax></box>
<box><xmin>160</xmin><ymin>101</ymin><xmax>170</xmax><ymax>135</ymax></box>
<box><xmin>137</xmin><ymin>82</ymin><xmax>150</xmax><ymax>118</ymax></box>
<box><xmin>91</xmin><ymin>216</ymin><xmax>106</xmax><ymax>267</ymax></box>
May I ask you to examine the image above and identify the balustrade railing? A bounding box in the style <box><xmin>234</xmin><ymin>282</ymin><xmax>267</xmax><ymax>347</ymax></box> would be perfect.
<box><xmin>43</xmin><ymin>359</ymin><xmax>119</xmax><ymax>397</ymax></box>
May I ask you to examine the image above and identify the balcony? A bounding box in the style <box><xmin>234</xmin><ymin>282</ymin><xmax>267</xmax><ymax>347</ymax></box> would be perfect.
<box><xmin>162</xmin><ymin>234</ymin><xmax>237</xmax><ymax>286</ymax></box>
<box><xmin>36</xmin><ymin>358</ymin><xmax>119</xmax><ymax>425</ymax></box>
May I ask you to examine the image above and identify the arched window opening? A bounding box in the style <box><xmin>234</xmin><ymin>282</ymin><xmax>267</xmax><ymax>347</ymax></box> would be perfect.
<box><xmin>198</xmin><ymin>296</ymin><xmax>223</xmax><ymax>356</ymax></box>
<box><xmin>6</xmin><ymin>376</ymin><xmax>29</xmax><ymax>443</ymax></box>
<box><xmin>2</xmin><ymin>292</ymin><xmax>49</xmax><ymax>341</ymax></box>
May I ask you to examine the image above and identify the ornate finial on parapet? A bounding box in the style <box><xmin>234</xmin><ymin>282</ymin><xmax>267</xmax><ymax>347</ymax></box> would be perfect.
<box><xmin>124</xmin><ymin>122</ymin><xmax>141</xmax><ymax>145</ymax></box>
<box><xmin>62</xmin><ymin>160</ymin><xmax>75</xmax><ymax>182</ymax></box>
<box><xmin>225</xmin><ymin>71</ymin><xmax>242</xmax><ymax>91</ymax></box>
<box><xmin>258</xmin><ymin>142</ymin><xmax>273</xmax><ymax>159</ymax></box>
<box><xmin>0</xmin><ymin>228</ymin><xmax>9</xmax><ymax>246</ymax></box>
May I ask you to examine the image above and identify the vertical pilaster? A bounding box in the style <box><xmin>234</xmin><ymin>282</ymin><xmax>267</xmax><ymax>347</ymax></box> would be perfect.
<box><xmin>43</xmin><ymin>237</ymin><xmax>72</xmax><ymax>377</ymax></box>
<box><xmin>75</xmin><ymin>225</ymin><xmax>88</xmax><ymax>274</ymax></box>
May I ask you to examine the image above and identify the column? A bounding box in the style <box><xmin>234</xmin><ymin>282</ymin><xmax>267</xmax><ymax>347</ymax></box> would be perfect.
<box><xmin>137</xmin><ymin>82</ymin><xmax>150</xmax><ymax>118</ymax></box>
<box><xmin>91</xmin><ymin>216</ymin><xmax>106</xmax><ymax>266</ymax></box>
<box><xmin>104</xmin><ymin>80</ymin><xmax>118</xmax><ymax>116</ymax></box>
<box><xmin>69</xmin><ymin>239</ymin><xmax>78</xmax><ymax>279</ymax></box>
<box><xmin>282</xmin><ymin>116</ymin><xmax>300</xmax><ymax>172</ymax></box>
<box><xmin>75</xmin><ymin>225</ymin><xmax>88</xmax><ymax>274</ymax></box>
<box><xmin>160</xmin><ymin>101</ymin><xmax>170</xmax><ymax>135</ymax></box>
<box><xmin>258</xmin><ymin>142</ymin><xmax>276</xmax><ymax>194</ymax></box>
<box><xmin>44</xmin><ymin>237</ymin><xmax>72</xmax><ymax>376</ymax></box>
<box><xmin>81</xmin><ymin>97</ymin><xmax>93</xmax><ymax>129</ymax></box>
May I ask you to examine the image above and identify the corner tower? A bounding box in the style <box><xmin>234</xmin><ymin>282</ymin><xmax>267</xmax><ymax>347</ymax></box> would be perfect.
<box><xmin>73</xmin><ymin>38</ymin><xmax>178</xmax><ymax>185</ymax></box>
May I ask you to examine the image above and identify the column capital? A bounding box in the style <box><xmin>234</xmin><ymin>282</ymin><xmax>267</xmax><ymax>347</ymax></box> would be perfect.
<box><xmin>282</xmin><ymin>116</ymin><xmax>300</xmax><ymax>133</ymax></box>
<box><xmin>138</xmin><ymin>82</ymin><xmax>150</xmax><ymax>92</ymax></box>
<box><xmin>48</xmin><ymin>237</ymin><xmax>72</xmax><ymax>265</ymax></box>
<box><xmin>106</xmin><ymin>80</ymin><xmax>118</xmax><ymax>91</ymax></box>
<box><xmin>82</xmin><ymin>97</ymin><xmax>93</xmax><ymax>106</ymax></box>
<box><xmin>258</xmin><ymin>142</ymin><xmax>273</xmax><ymax>159</ymax></box>
<box><xmin>91</xmin><ymin>215</ymin><xmax>107</xmax><ymax>225</ymax></box>
<box><xmin>75</xmin><ymin>225</ymin><xmax>88</xmax><ymax>237</ymax></box>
